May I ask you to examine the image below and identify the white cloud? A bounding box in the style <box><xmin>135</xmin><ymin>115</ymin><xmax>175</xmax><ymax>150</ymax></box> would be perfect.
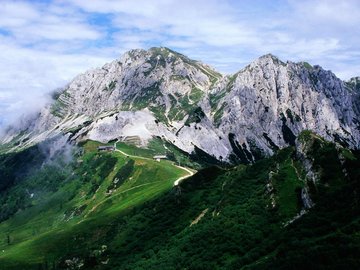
<box><xmin>67</xmin><ymin>0</ymin><xmax>176</xmax><ymax>17</ymax></box>
<box><xmin>0</xmin><ymin>40</ymin><xmax>112</xmax><ymax>127</ymax></box>
<box><xmin>0</xmin><ymin>1</ymin><xmax>39</xmax><ymax>27</ymax></box>
<box><xmin>20</xmin><ymin>21</ymin><xmax>101</xmax><ymax>41</ymax></box>
<box><xmin>289</xmin><ymin>0</ymin><xmax>360</xmax><ymax>26</ymax></box>
<box><xmin>0</xmin><ymin>1</ymin><xmax>102</xmax><ymax>43</ymax></box>
<box><xmin>0</xmin><ymin>0</ymin><xmax>111</xmax><ymax>128</ymax></box>
<box><xmin>68</xmin><ymin>0</ymin><xmax>360</xmax><ymax>77</ymax></box>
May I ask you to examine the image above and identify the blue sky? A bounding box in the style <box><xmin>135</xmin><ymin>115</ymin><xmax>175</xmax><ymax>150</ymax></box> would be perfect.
<box><xmin>0</xmin><ymin>0</ymin><xmax>360</xmax><ymax>129</ymax></box>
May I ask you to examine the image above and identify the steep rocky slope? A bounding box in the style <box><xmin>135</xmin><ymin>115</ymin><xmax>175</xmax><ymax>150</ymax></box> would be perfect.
<box><xmin>209</xmin><ymin>55</ymin><xmax>359</xmax><ymax>162</ymax></box>
<box><xmin>1</xmin><ymin>48</ymin><xmax>359</xmax><ymax>162</ymax></box>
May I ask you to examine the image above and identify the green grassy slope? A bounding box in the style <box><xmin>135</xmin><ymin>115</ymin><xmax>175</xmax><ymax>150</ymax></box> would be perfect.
<box><xmin>0</xmin><ymin>133</ymin><xmax>359</xmax><ymax>269</ymax></box>
<box><xmin>0</xmin><ymin>140</ymin><xmax>190</xmax><ymax>269</ymax></box>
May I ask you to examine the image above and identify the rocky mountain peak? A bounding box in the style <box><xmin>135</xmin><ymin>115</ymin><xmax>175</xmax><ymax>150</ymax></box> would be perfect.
<box><xmin>257</xmin><ymin>53</ymin><xmax>285</xmax><ymax>64</ymax></box>
<box><xmin>1</xmin><ymin>48</ymin><xmax>359</xmax><ymax>164</ymax></box>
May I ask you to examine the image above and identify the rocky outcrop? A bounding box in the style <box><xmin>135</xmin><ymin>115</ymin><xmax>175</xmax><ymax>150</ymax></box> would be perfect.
<box><xmin>211</xmin><ymin>55</ymin><xmax>359</xmax><ymax>162</ymax></box>
<box><xmin>1</xmin><ymin>48</ymin><xmax>359</xmax><ymax>162</ymax></box>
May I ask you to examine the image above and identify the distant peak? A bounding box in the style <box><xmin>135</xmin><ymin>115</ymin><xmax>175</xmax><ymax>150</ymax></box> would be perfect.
<box><xmin>149</xmin><ymin>46</ymin><xmax>172</xmax><ymax>52</ymax></box>
<box><xmin>148</xmin><ymin>46</ymin><xmax>189</xmax><ymax>60</ymax></box>
<box><xmin>121</xmin><ymin>47</ymin><xmax>183</xmax><ymax>62</ymax></box>
<box><xmin>255</xmin><ymin>54</ymin><xmax>286</xmax><ymax>66</ymax></box>
<box><xmin>259</xmin><ymin>53</ymin><xmax>278</xmax><ymax>59</ymax></box>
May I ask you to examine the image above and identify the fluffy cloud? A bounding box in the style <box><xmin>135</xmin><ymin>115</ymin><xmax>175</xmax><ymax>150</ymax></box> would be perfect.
<box><xmin>66</xmin><ymin>0</ymin><xmax>360</xmax><ymax>76</ymax></box>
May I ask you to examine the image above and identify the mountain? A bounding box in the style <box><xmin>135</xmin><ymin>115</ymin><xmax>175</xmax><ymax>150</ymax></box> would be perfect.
<box><xmin>1</xmin><ymin>47</ymin><xmax>359</xmax><ymax>163</ymax></box>
<box><xmin>1</xmin><ymin>48</ymin><xmax>360</xmax><ymax>269</ymax></box>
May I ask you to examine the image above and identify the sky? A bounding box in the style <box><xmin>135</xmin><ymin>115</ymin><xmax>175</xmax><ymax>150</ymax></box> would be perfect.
<box><xmin>0</xmin><ymin>0</ymin><xmax>359</xmax><ymax>129</ymax></box>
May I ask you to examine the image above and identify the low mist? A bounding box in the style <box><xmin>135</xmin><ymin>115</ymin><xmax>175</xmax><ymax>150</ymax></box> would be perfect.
<box><xmin>0</xmin><ymin>86</ymin><xmax>66</xmax><ymax>140</ymax></box>
<box><xmin>38</xmin><ymin>134</ymin><xmax>79</xmax><ymax>167</ymax></box>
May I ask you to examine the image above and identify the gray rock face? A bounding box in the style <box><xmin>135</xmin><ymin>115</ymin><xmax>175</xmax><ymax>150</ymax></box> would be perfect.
<box><xmin>211</xmin><ymin>55</ymin><xmax>359</xmax><ymax>162</ymax></box>
<box><xmin>1</xmin><ymin>48</ymin><xmax>359</xmax><ymax>162</ymax></box>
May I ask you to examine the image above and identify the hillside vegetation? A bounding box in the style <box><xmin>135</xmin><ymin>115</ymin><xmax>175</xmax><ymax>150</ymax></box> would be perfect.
<box><xmin>0</xmin><ymin>140</ymin><xmax>190</xmax><ymax>269</ymax></box>
<box><xmin>0</xmin><ymin>132</ymin><xmax>359</xmax><ymax>269</ymax></box>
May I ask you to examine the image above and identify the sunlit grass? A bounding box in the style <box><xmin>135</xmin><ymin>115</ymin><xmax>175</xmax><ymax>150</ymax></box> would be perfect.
<box><xmin>0</xmin><ymin>140</ymin><xmax>188</xmax><ymax>269</ymax></box>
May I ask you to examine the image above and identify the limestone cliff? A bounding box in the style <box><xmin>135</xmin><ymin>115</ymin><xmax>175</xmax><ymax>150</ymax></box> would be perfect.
<box><xmin>1</xmin><ymin>48</ymin><xmax>359</xmax><ymax>163</ymax></box>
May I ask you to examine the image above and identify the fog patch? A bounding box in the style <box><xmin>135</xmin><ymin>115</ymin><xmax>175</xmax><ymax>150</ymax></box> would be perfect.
<box><xmin>0</xmin><ymin>85</ymin><xmax>66</xmax><ymax>140</ymax></box>
<box><xmin>38</xmin><ymin>134</ymin><xmax>78</xmax><ymax>166</ymax></box>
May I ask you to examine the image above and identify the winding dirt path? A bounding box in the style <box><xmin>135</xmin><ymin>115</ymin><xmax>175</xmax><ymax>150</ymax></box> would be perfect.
<box><xmin>114</xmin><ymin>141</ymin><xmax>195</xmax><ymax>186</ymax></box>
<box><xmin>173</xmin><ymin>165</ymin><xmax>194</xmax><ymax>186</ymax></box>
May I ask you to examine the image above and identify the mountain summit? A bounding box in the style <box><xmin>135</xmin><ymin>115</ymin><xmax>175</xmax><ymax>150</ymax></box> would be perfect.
<box><xmin>1</xmin><ymin>48</ymin><xmax>360</xmax><ymax>269</ymax></box>
<box><xmin>1</xmin><ymin>47</ymin><xmax>359</xmax><ymax>162</ymax></box>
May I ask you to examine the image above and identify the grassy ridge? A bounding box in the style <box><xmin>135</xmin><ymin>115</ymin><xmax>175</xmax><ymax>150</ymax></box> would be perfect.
<box><xmin>0</xmin><ymin>140</ymin><xmax>188</xmax><ymax>269</ymax></box>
